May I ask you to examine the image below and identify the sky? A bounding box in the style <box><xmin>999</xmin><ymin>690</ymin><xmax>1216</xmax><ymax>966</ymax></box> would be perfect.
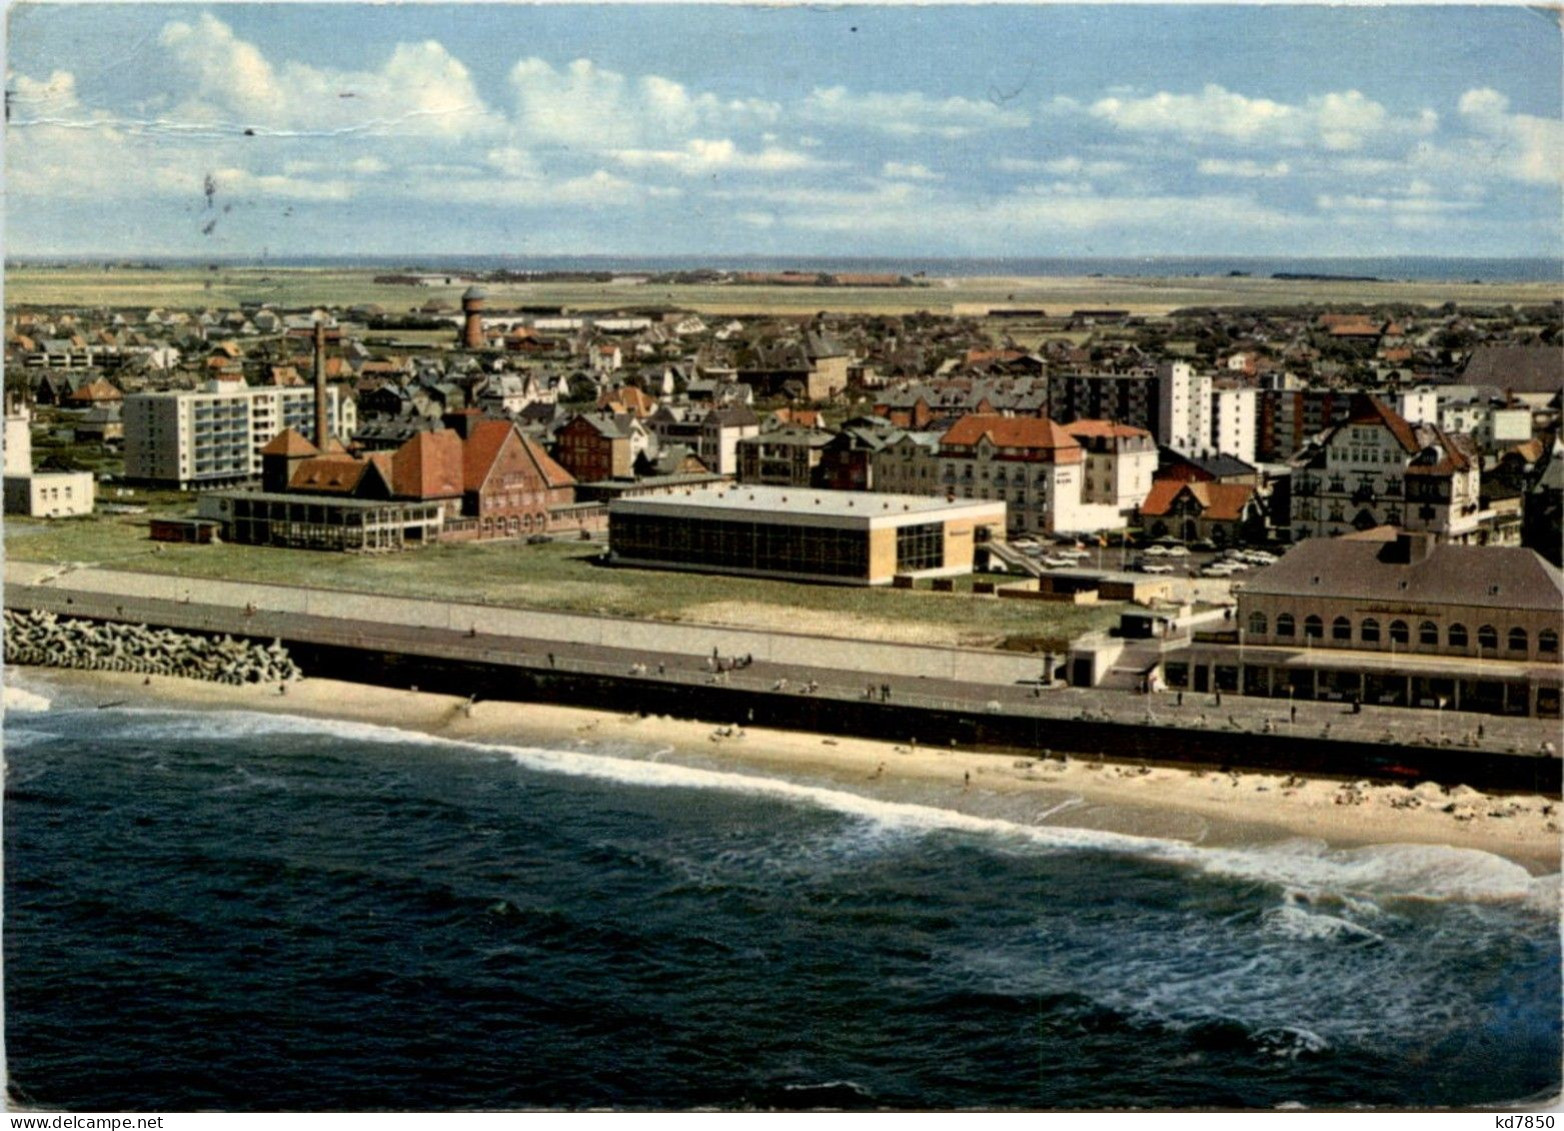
<box><xmin>5</xmin><ymin>2</ymin><xmax>1562</xmax><ymax>260</ymax></box>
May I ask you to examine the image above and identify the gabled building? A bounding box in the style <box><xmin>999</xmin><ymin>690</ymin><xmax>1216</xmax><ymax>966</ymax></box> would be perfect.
<box><xmin>1138</xmin><ymin>480</ymin><xmax>1263</xmax><ymax>546</ymax></box>
<box><xmin>1289</xmin><ymin>394</ymin><xmax>1483</xmax><ymax>544</ymax></box>
<box><xmin>738</xmin><ymin>426</ymin><xmax>834</xmax><ymax>487</ymax></box>
<box><xmin>937</xmin><ymin>414</ymin><xmax>1085</xmax><ymax>536</ymax></box>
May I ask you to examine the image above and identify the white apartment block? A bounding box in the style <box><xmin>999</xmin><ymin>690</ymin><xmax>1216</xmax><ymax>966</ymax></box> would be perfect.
<box><xmin>124</xmin><ymin>382</ymin><xmax>356</xmax><ymax>489</ymax></box>
<box><xmin>1209</xmin><ymin>387</ymin><xmax>1258</xmax><ymax>466</ymax></box>
<box><xmin>1388</xmin><ymin>386</ymin><xmax>1439</xmax><ymax>427</ymax></box>
<box><xmin>1156</xmin><ymin>362</ymin><xmax>1212</xmax><ymax>455</ymax></box>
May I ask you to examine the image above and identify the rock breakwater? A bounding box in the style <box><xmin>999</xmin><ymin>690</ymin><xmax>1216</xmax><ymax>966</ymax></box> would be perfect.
<box><xmin>4</xmin><ymin>609</ymin><xmax>301</xmax><ymax>685</ymax></box>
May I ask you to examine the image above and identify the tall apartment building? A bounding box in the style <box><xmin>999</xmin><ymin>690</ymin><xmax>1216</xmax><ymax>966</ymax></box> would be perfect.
<box><xmin>1209</xmin><ymin>386</ymin><xmax>1258</xmax><ymax>466</ymax></box>
<box><xmin>1155</xmin><ymin>362</ymin><xmax>1213</xmax><ymax>456</ymax></box>
<box><xmin>1047</xmin><ymin>371</ymin><xmax>1158</xmax><ymax>435</ymax></box>
<box><xmin>124</xmin><ymin>382</ymin><xmax>356</xmax><ymax>489</ymax></box>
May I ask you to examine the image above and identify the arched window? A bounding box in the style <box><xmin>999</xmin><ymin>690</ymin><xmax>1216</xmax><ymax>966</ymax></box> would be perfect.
<box><xmin>1361</xmin><ymin>618</ymin><xmax>1381</xmax><ymax>644</ymax></box>
<box><xmin>1249</xmin><ymin>611</ymin><xmax>1268</xmax><ymax>636</ymax></box>
<box><xmin>1541</xmin><ymin>629</ymin><xmax>1559</xmax><ymax>654</ymax></box>
<box><xmin>1448</xmin><ymin>623</ymin><xmax>1468</xmax><ymax>649</ymax></box>
<box><xmin>1478</xmin><ymin>625</ymin><xmax>1499</xmax><ymax>651</ymax></box>
<box><xmin>1419</xmin><ymin>621</ymin><xmax>1439</xmax><ymax>647</ymax></box>
<box><xmin>1304</xmin><ymin>615</ymin><xmax>1323</xmax><ymax>640</ymax></box>
<box><xmin>1508</xmin><ymin>627</ymin><xmax>1528</xmax><ymax>653</ymax></box>
<box><xmin>1332</xmin><ymin>616</ymin><xmax>1352</xmax><ymax>641</ymax></box>
<box><xmin>1276</xmin><ymin>613</ymin><xmax>1296</xmax><ymax>638</ymax></box>
<box><xmin>1390</xmin><ymin>620</ymin><xmax>1409</xmax><ymax>646</ymax></box>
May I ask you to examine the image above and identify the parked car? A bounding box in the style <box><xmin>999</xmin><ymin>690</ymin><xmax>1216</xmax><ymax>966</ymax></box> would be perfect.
<box><xmin>1144</xmin><ymin>544</ymin><xmax>1169</xmax><ymax>557</ymax></box>
<box><xmin>1165</xmin><ymin>545</ymin><xmax>1190</xmax><ymax>558</ymax></box>
<box><xmin>1142</xmin><ymin>563</ymin><xmax>1175</xmax><ymax>575</ymax></box>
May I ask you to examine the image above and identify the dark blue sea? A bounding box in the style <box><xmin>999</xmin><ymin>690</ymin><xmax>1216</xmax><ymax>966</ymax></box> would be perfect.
<box><xmin>4</xmin><ymin>680</ymin><xmax>1560</xmax><ymax>1111</ymax></box>
<box><xmin>12</xmin><ymin>255</ymin><xmax>1561</xmax><ymax>284</ymax></box>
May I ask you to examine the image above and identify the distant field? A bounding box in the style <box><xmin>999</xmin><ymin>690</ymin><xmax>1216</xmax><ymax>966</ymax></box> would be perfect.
<box><xmin>5</xmin><ymin>515</ymin><xmax>1119</xmax><ymax>650</ymax></box>
<box><xmin>8</xmin><ymin>266</ymin><xmax>1560</xmax><ymax>316</ymax></box>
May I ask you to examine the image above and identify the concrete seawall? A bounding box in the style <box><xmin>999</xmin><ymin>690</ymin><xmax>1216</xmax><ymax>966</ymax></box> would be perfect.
<box><xmin>7</xmin><ymin>564</ymin><xmax>1558</xmax><ymax>795</ymax></box>
<box><xmin>282</xmin><ymin>639</ymin><xmax>1563</xmax><ymax>795</ymax></box>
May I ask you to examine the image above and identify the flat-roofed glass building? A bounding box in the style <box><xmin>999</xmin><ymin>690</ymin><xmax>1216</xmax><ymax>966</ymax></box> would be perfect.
<box><xmin>608</xmin><ymin>485</ymin><xmax>1005</xmax><ymax>585</ymax></box>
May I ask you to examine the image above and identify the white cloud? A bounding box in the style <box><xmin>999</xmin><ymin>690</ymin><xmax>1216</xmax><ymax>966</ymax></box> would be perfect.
<box><xmin>1456</xmin><ymin>88</ymin><xmax>1564</xmax><ymax>185</ymax></box>
<box><xmin>801</xmin><ymin>86</ymin><xmax>1029</xmax><ymax>138</ymax></box>
<box><xmin>993</xmin><ymin>155</ymin><xmax>1132</xmax><ymax>178</ymax></box>
<box><xmin>509</xmin><ymin>58</ymin><xmax>778</xmax><ymax>150</ymax></box>
<box><xmin>1196</xmin><ymin>158</ymin><xmax>1292</xmax><ymax>178</ymax></box>
<box><xmin>159</xmin><ymin>14</ymin><xmax>503</xmax><ymax>141</ymax></box>
<box><xmin>612</xmin><ymin>138</ymin><xmax>823</xmax><ymax>176</ymax></box>
<box><xmin>1087</xmin><ymin>85</ymin><xmax>1435</xmax><ymax>152</ymax></box>
<box><xmin>881</xmin><ymin>161</ymin><xmax>942</xmax><ymax>181</ymax></box>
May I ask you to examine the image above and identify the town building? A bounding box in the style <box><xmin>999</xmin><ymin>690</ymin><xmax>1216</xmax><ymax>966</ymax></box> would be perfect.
<box><xmin>737</xmin><ymin>426</ymin><xmax>834</xmax><ymax>487</ymax></box>
<box><xmin>1063</xmin><ymin>420</ymin><xmax>1159</xmax><ymax>530</ymax></box>
<box><xmin>869</xmin><ymin>430</ymin><xmax>942</xmax><ymax>496</ymax></box>
<box><xmin>2</xmin><ymin>395</ymin><xmax>94</xmax><ymax>518</ymax></box>
<box><xmin>937</xmin><ymin>414</ymin><xmax>1086</xmax><ymax>536</ymax></box>
<box><xmin>1167</xmin><ymin>529</ymin><xmax>1562</xmax><ymax>718</ymax></box>
<box><xmin>1289</xmin><ymin>395</ymin><xmax>1485</xmax><ymax>544</ymax></box>
<box><xmin>123</xmin><ymin>381</ymin><xmax>356</xmax><ymax>489</ymax></box>
<box><xmin>608</xmin><ymin>485</ymin><xmax>1005</xmax><ymax>585</ymax></box>
<box><xmin>1209</xmin><ymin>385</ymin><xmax>1258</xmax><ymax>465</ymax></box>
<box><xmin>1156</xmin><ymin>362</ymin><xmax>1213</xmax><ymax>456</ymax></box>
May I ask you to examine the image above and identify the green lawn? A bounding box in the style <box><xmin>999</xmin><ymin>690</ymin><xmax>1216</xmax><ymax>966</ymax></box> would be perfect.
<box><xmin>5</xmin><ymin>514</ymin><xmax>1119</xmax><ymax>650</ymax></box>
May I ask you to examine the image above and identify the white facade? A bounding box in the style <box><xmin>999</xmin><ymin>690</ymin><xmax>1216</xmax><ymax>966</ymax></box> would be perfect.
<box><xmin>4</xmin><ymin>471</ymin><xmax>95</xmax><ymax>517</ymax></box>
<box><xmin>124</xmin><ymin>384</ymin><xmax>356</xmax><ymax>488</ymax></box>
<box><xmin>939</xmin><ymin>440</ymin><xmax>1084</xmax><ymax>536</ymax></box>
<box><xmin>1439</xmin><ymin>400</ymin><xmax>1534</xmax><ymax>452</ymax></box>
<box><xmin>1209</xmin><ymin>387</ymin><xmax>1258</xmax><ymax>465</ymax></box>
<box><xmin>1156</xmin><ymin>362</ymin><xmax>1212</xmax><ymax>455</ymax></box>
<box><xmin>1389</xmin><ymin>386</ymin><xmax>1439</xmax><ymax>426</ymax></box>
<box><xmin>5</xmin><ymin>400</ymin><xmax>34</xmax><ymax>476</ymax></box>
<box><xmin>2</xmin><ymin>398</ymin><xmax>95</xmax><ymax>516</ymax></box>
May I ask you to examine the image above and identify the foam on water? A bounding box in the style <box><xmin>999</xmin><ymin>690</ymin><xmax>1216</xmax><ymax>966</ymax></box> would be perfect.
<box><xmin>78</xmin><ymin>706</ymin><xmax>1558</xmax><ymax>909</ymax></box>
<box><xmin>3</xmin><ymin>685</ymin><xmax>53</xmax><ymax>713</ymax></box>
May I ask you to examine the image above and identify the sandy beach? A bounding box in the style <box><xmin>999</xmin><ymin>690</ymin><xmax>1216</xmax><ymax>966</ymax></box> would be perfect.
<box><xmin>8</xmin><ymin>667</ymin><xmax>1561</xmax><ymax>876</ymax></box>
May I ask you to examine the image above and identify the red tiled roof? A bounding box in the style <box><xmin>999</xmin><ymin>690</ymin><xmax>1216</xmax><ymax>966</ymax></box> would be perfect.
<box><xmin>68</xmin><ymin>377</ymin><xmax>123</xmax><ymax>403</ymax></box>
<box><xmin>940</xmin><ymin>414</ymin><xmax>1082</xmax><ymax>460</ymax></box>
<box><xmin>288</xmin><ymin>455</ymin><xmax>372</xmax><ymax>494</ymax></box>
<box><xmin>519</xmin><ymin>431</ymin><xmax>577</xmax><ymax>490</ymax></box>
<box><xmin>462</xmin><ymin>419</ymin><xmax>517</xmax><ymax>493</ymax></box>
<box><xmin>1140</xmin><ymin>480</ymin><xmax>1255</xmax><ymax>521</ymax></box>
<box><xmin>1345</xmin><ymin>394</ymin><xmax>1420</xmax><ymax>454</ymax></box>
<box><xmin>259</xmin><ymin>428</ymin><xmax>319</xmax><ymax>457</ymax></box>
<box><xmin>391</xmin><ymin>428</ymin><xmax>464</xmax><ymax>499</ymax></box>
<box><xmin>1063</xmin><ymin>419</ymin><xmax>1152</xmax><ymax>440</ymax></box>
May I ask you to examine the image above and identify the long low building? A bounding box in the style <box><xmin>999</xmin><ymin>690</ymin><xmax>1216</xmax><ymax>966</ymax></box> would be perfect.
<box><xmin>608</xmin><ymin>485</ymin><xmax>1006</xmax><ymax>585</ymax></box>
<box><xmin>1165</xmin><ymin>528</ymin><xmax>1563</xmax><ymax>718</ymax></box>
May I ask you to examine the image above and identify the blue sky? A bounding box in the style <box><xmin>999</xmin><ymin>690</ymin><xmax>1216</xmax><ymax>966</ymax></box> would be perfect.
<box><xmin>6</xmin><ymin>3</ymin><xmax>1561</xmax><ymax>258</ymax></box>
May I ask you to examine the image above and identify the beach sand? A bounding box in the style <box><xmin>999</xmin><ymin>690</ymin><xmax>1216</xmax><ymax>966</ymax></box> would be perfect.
<box><xmin>9</xmin><ymin>667</ymin><xmax>1561</xmax><ymax>875</ymax></box>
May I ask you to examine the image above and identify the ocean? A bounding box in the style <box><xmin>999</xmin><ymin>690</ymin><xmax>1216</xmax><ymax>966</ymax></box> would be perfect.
<box><xmin>14</xmin><ymin>255</ymin><xmax>1561</xmax><ymax>284</ymax></box>
<box><xmin>4</xmin><ymin>686</ymin><xmax>1559</xmax><ymax>1111</ymax></box>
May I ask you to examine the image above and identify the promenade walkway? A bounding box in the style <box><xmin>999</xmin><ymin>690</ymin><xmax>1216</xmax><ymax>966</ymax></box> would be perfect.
<box><xmin>7</xmin><ymin>561</ymin><xmax>1558</xmax><ymax>766</ymax></box>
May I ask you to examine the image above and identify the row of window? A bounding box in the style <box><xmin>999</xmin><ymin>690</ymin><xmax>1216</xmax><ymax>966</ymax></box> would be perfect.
<box><xmin>1249</xmin><ymin>610</ymin><xmax>1557</xmax><ymax>655</ymax></box>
